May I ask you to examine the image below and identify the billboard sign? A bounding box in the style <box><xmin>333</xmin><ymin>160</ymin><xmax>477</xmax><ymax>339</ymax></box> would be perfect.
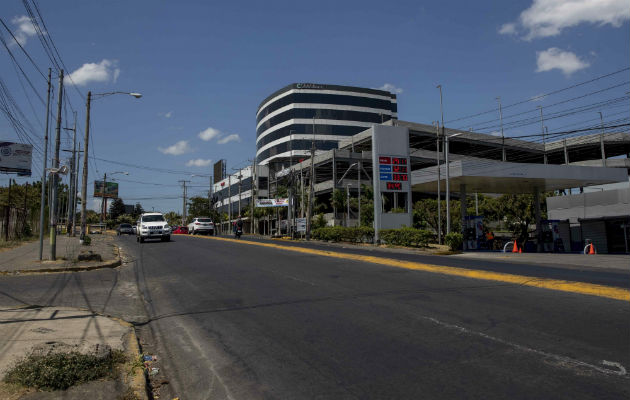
<box><xmin>0</xmin><ymin>142</ymin><xmax>32</xmax><ymax>176</ymax></box>
<box><xmin>94</xmin><ymin>181</ymin><xmax>119</xmax><ymax>198</ymax></box>
<box><xmin>255</xmin><ymin>198</ymin><xmax>289</xmax><ymax>208</ymax></box>
<box><xmin>213</xmin><ymin>160</ymin><xmax>226</xmax><ymax>184</ymax></box>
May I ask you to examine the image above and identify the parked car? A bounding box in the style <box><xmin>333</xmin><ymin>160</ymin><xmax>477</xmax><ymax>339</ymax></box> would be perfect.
<box><xmin>116</xmin><ymin>223</ymin><xmax>134</xmax><ymax>235</ymax></box>
<box><xmin>136</xmin><ymin>212</ymin><xmax>171</xmax><ymax>243</ymax></box>
<box><xmin>187</xmin><ymin>217</ymin><xmax>214</xmax><ymax>235</ymax></box>
<box><xmin>172</xmin><ymin>226</ymin><xmax>189</xmax><ymax>234</ymax></box>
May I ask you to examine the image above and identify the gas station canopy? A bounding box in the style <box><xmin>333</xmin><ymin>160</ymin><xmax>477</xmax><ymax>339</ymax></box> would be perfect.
<box><xmin>411</xmin><ymin>160</ymin><xmax>629</xmax><ymax>194</ymax></box>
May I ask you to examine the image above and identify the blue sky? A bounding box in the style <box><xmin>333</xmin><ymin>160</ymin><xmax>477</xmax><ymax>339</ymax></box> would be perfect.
<box><xmin>1</xmin><ymin>0</ymin><xmax>629</xmax><ymax>213</ymax></box>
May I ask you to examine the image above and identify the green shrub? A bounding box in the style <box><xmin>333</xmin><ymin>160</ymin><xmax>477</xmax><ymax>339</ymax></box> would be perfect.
<box><xmin>445</xmin><ymin>232</ymin><xmax>463</xmax><ymax>251</ymax></box>
<box><xmin>312</xmin><ymin>226</ymin><xmax>374</xmax><ymax>243</ymax></box>
<box><xmin>81</xmin><ymin>235</ymin><xmax>91</xmax><ymax>246</ymax></box>
<box><xmin>312</xmin><ymin>214</ymin><xmax>327</xmax><ymax>229</ymax></box>
<box><xmin>380</xmin><ymin>227</ymin><xmax>434</xmax><ymax>247</ymax></box>
<box><xmin>4</xmin><ymin>350</ymin><xmax>126</xmax><ymax>391</ymax></box>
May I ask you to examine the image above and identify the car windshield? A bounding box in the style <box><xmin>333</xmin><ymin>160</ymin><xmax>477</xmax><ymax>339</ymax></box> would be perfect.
<box><xmin>143</xmin><ymin>215</ymin><xmax>165</xmax><ymax>222</ymax></box>
<box><xmin>198</xmin><ymin>218</ymin><xmax>212</xmax><ymax>223</ymax></box>
<box><xmin>120</xmin><ymin>224</ymin><xmax>131</xmax><ymax>228</ymax></box>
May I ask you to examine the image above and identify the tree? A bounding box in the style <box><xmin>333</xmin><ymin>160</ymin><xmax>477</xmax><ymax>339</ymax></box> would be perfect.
<box><xmin>109</xmin><ymin>198</ymin><xmax>125</xmax><ymax>220</ymax></box>
<box><xmin>132</xmin><ymin>203</ymin><xmax>144</xmax><ymax>219</ymax></box>
<box><xmin>163</xmin><ymin>211</ymin><xmax>181</xmax><ymax>226</ymax></box>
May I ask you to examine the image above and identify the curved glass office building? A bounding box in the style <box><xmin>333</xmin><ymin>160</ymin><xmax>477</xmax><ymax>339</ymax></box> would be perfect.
<box><xmin>256</xmin><ymin>83</ymin><xmax>397</xmax><ymax>166</ymax></box>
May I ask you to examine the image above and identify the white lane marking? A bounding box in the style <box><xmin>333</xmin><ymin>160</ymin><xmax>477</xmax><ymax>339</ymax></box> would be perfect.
<box><xmin>418</xmin><ymin>314</ymin><xmax>628</xmax><ymax>378</ymax></box>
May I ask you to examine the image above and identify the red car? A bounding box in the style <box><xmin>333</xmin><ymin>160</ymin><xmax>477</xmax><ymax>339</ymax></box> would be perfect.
<box><xmin>171</xmin><ymin>226</ymin><xmax>189</xmax><ymax>234</ymax></box>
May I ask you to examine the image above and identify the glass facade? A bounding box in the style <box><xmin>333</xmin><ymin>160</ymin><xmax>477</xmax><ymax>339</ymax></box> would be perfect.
<box><xmin>256</xmin><ymin>84</ymin><xmax>397</xmax><ymax>165</ymax></box>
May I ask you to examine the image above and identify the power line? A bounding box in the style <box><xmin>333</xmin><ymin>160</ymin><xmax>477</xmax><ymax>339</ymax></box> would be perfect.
<box><xmin>446</xmin><ymin>66</ymin><xmax>630</xmax><ymax>124</ymax></box>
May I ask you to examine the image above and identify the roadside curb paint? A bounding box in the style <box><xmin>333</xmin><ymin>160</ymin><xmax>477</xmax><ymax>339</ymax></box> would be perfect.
<box><xmin>191</xmin><ymin>236</ymin><xmax>630</xmax><ymax>302</ymax></box>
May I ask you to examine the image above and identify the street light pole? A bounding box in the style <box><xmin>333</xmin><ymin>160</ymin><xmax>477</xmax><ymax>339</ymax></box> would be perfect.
<box><xmin>538</xmin><ymin>106</ymin><xmax>547</xmax><ymax>164</ymax></box>
<box><xmin>497</xmin><ymin>96</ymin><xmax>506</xmax><ymax>161</ymax></box>
<box><xmin>437</xmin><ymin>85</ymin><xmax>452</xmax><ymax>234</ymax></box>
<box><xmin>433</xmin><ymin>121</ymin><xmax>442</xmax><ymax>244</ymax></box>
<box><xmin>80</xmin><ymin>91</ymin><xmax>141</xmax><ymax>241</ymax></box>
<box><xmin>598</xmin><ymin>112</ymin><xmax>606</xmax><ymax>166</ymax></box>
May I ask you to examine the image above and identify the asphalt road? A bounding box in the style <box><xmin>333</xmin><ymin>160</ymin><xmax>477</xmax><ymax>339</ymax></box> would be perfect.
<box><xmin>0</xmin><ymin>234</ymin><xmax>628</xmax><ymax>399</ymax></box>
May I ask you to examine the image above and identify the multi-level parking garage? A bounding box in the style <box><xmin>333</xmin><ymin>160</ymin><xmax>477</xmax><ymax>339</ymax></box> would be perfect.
<box><xmin>270</xmin><ymin>119</ymin><xmax>629</xmax><ymax>252</ymax></box>
<box><xmin>277</xmin><ymin>119</ymin><xmax>629</xmax><ymax>198</ymax></box>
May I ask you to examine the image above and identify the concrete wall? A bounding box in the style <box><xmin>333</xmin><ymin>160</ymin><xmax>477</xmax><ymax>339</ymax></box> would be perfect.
<box><xmin>547</xmin><ymin>188</ymin><xmax>630</xmax><ymax>224</ymax></box>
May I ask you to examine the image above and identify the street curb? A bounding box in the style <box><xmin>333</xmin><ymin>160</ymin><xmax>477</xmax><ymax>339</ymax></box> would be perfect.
<box><xmin>110</xmin><ymin>316</ymin><xmax>149</xmax><ymax>400</ymax></box>
<box><xmin>0</xmin><ymin>246</ymin><xmax>122</xmax><ymax>276</ymax></box>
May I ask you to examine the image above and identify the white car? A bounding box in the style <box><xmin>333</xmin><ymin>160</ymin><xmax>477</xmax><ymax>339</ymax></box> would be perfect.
<box><xmin>136</xmin><ymin>213</ymin><xmax>171</xmax><ymax>243</ymax></box>
<box><xmin>187</xmin><ymin>217</ymin><xmax>215</xmax><ymax>235</ymax></box>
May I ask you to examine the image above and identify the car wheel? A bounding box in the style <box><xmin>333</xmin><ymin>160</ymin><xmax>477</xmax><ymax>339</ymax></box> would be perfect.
<box><xmin>163</xmin><ymin>235</ymin><xmax>170</xmax><ymax>242</ymax></box>
<box><xmin>140</xmin><ymin>237</ymin><xmax>144</xmax><ymax>243</ymax></box>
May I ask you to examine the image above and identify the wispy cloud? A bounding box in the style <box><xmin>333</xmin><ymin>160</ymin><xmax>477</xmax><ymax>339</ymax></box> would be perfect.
<box><xmin>186</xmin><ymin>158</ymin><xmax>212</xmax><ymax>167</ymax></box>
<box><xmin>498</xmin><ymin>22</ymin><xmax>517</xmax><ymax>35</ymax></box>
<box><xmin>158</xmin><ymin>140</ymin><xmax>193</xmax><ymax>155</ymax></box>
<box><xmin>158</xmin><ymin>111</ymin><xmax>173</xmax><ymax>118</ymax></box>
<box><xmin>217</xmin><ymin>134</ymin><xmax>241</xmax><ymax>144</ymax></box>
<box><xmin>377</xmin><ymin>83</ymin><xmax>403</xmax><ymax>94</ymax></box>
<box><xmin>198</xmin><ymin>127</ymin><xmax>222</xmax><ymax>141</ymax></box>
<box><xmin>536</xmin><ymin>48</ymin><xmax>589</xmax><ymax>76</ymax></box>
<box><xmin>64</xmin><ymin>59</ymin><xmax>120</xmax><ymax>86</ymax></box>
<box><xmin>500</xmin><ymin>0</ymin><xmax>630</xmax><ymax>40</ymax></box>
<box><xmin>9</xmin><ymin>15</ymin><xmax>39</xmax><ymax>46</ymax></box>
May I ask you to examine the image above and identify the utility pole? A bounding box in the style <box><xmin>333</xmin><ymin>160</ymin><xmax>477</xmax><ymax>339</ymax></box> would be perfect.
<box><xmin>179</xmin><ymin>180</ymin><xmax>190</xmax><ymax>225</ymax></box>
<box><xmin>251</xmin><ymin>160</ymin><xmax>256</xmax><ymax>234</ymax></box>
<box><xmin>72</xmin><ymin>143</ymin><xmax>81</xmax><ymax>236</ymax></box>
<box><xmin>598</xmin><ymin>112</ymin><xmax>606</xmax><ymax>167</ymax></box>
<box><xmin>5</xmin><ymin>179</ymin><xmax>12</xmax><ymax>242</ymax></box>
<box><xmin>497</xmin><ymin>97</ymin><xmax>506</xmax><ymax>161</ymax></box>
<box><xmin>63</xmin><ymin>112</ymin><xmax>77</xmax><ymax>235</ymax></box>
<box><xmin>357</xmin><ymin>161</ymin><xmax>361</xmax><ymax>227</ymax></box>
<box><xmin>538</xmin><ymin>106</ymin><xmax>547</xmax><ymax>164</ymax></box>
<box><xmin>306</xmin><ymin>117</ymin><xmax>316</xmax><ymax>240</ymax></box>
<box><xmin>50</xmin><ymin>70</ymin><xmax>63</xmax><ymax>261</ymax></box>
<box><xmin>80</xmin><ymin>91</ymin><xmax>92</xmax><ymax>241</ymax></box>
<box><xmin>38</xmin><ymin>68</ymin><xmax>51</xmax><ymax>260</ymax></box>
<box><xmin>100</xmin><ymin>172</ymin><xmax>107</xmax><ymax>224</ymax></box>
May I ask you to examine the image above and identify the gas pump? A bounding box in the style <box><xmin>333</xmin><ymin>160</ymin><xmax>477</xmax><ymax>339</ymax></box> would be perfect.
<box><xmin>540</xmin><ymin>220</ymin><xmax>567</xmax><ymax>252</ymax></box>
<box><xmin>463</xmin><ymin>216</ymin><xmax>483</xmax><ymax>250</ymax></box>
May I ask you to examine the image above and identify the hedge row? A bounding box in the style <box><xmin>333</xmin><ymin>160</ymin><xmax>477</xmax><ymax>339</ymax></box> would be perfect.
<box><xmin>312</xmin><ymin>226</ymin><xmax>435</xmax><ymax>248</ymax></box>
<box><xmin>379</xmin><ymin>227</ymin><xmax>434</xmax><ymax>248</ymax></box>
<box><xmin>312</xmin><ymin>226</ymin><xmax>374</xmax><ymax>242</ymax></box>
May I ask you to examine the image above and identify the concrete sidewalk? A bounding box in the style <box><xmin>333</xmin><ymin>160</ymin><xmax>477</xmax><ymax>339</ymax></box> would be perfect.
<box><xmin>0</xmin><ymin>235</ymin><xmax>120</xmax><ymax>274</ymax></box>
<box><xmin>452</xmin><ymin>251</ymin><xmax>630</xmax><ymax>272</ymax></box>
<box><xmin>0</xmin><ymin>306</ymin><xmax>145</xmax><ymax>399</ymax></box>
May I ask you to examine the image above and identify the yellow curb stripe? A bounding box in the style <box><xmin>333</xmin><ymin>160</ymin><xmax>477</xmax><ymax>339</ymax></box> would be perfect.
<box><xmin>192</xmin><ymin>236</ymin><xmax>630</xmax><ymax>302</ymax></box>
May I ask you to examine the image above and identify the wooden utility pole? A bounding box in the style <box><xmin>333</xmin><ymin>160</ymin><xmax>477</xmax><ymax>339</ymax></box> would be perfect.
<box><xmin>80</xmin><ymin>91</ymin><xmax>92</xmax><ymax>241</ymax></box>
<box><xmin>50</xmin><ymin>70</ymin><xmax>63</xmax><ymax>261</ymax></box>
<box><xmin>5</xmin><ymin>179</ymin><xmax>13</xmax><ymax>242</ymax></box>
<box><xmin>38</xmin><ymin>69</ymin><xmax>52</xmax><ymax>260</ymax></box>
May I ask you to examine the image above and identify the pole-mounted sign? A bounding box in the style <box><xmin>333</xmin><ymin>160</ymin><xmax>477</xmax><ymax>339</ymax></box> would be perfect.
<box><xmin>371</xmin><ymin>125</ymin><xmax>412</xmax><ymax>243</ymax></box>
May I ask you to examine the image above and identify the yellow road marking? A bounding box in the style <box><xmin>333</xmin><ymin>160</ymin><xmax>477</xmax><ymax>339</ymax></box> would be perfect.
<box><xmin>192</xmin><ymin>236</ymin><xmax>630</xmax><ymax>302</ymax></box>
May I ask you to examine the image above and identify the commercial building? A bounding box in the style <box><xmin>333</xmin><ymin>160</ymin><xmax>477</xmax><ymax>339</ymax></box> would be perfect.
<box><xmin>213</xmin><ymin>164</ymin><xmax>269</xmax><ymax>231</ymax></box>
<box><xmin>215</xmin><ymin>82</ymin><xmax>630</xmax><ymax>251</ymax></box>
<box><xmin>256</xmin><ymin>83</ymin><xmax>397</xmax><ymax>167</ymax></box>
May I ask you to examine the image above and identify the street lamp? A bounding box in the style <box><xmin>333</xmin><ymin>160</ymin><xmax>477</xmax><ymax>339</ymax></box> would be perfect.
<box><xmin>445</xmin><ymin>132</ymin><xmax>463</xmax><ymax>234</ymax></box>
<box><xmin>100</xmin><ymin>171</ymin><xmax>128</xmax><ymax>224</ymax></box>
<box><xmin>80</xmin><ymin>91</ymin><xmax>142</xmax><ymax>240</ymax></box>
